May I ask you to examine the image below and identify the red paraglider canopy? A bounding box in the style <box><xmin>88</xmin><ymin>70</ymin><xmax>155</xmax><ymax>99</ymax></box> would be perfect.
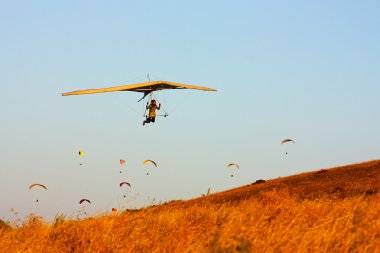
<box><xmin>119</xmin><ymin>182</ymin><xmax>131</xmax><ymax>187</ymax></box>
<box><xmin>79</xmin><ymin>199</ymin><xmax>91</xmax><ymax>204</ymax></box>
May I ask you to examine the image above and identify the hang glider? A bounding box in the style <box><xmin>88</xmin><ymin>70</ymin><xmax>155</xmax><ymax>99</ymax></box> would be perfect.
<box><xmin>62</xmin><ymin>80</ymin><xmax>217</xmax><ymax>101</ymax></box>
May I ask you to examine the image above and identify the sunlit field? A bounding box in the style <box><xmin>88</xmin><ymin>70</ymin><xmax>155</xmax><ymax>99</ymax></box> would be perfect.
<box><xmin>1</xmin><ymin>160</ymin><xmax>379</xmax><ymax>252</ymax></box>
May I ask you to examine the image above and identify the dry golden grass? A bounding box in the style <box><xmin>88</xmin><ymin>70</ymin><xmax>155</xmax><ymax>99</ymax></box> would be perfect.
<box><xmin>1</xmin><ymin>160</ymin><xmax>380</xmax><ymax>252</ymax></box>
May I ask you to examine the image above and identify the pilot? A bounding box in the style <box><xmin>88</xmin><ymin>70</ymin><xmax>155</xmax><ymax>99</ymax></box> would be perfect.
<box><xmin>143</xmin><ymin>100</ymin><xmax>161</xmax><ymax>126</ymax></box>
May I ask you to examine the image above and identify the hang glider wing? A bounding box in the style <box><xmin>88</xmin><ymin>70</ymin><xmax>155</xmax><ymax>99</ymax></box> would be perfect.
<box><xmin>62</xmin><ymin>80</ymin><xmax>217</xmax><ymax>96</ymax></box>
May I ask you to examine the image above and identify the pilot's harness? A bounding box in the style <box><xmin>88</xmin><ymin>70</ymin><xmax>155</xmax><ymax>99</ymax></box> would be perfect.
<box><xmin>142</xmin><ymin>92</ymin><xmax>169</xmax><ymax>118</ymax></box>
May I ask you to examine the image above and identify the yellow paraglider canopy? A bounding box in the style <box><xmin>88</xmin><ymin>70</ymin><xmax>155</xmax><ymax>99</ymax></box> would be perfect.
<box><xmin>227</xmin><ymin>163</ymin><xmax>240</xmax><ymax>169</ymax></box>
<box><xmin>143</xmin><ymin>160</ymin><xmax>158</xmax><ymax>167</ymax></box>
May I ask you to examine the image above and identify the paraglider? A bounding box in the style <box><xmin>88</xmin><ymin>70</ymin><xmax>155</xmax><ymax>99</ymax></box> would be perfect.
<box><xmin>79</xmin><ymin>199</ymin><xmax>91</xmax><ymax>205</ymax></box>
<box><xmin>62</xmin><ymin>80</ymin><xmax>217</xmax><ymax>124</ymax></box>
<box><xmin>281</xmin><ymin>139</ymin><xmax>295</xmax><ymax>155</ymax></box>
<box><xmin>78</xmin><ymin>199</ymin><xmax>91</xmax><ymax>216</ymax></box>
<box><xmin>78</xmin><ymin>150</ymin><xmax>85</xmax><ymax>165</ymax></box>
<box><xmin>227</xmin><ymin>163</ymin><xmax>239</xmax><ymax>177</ymax></box>
<box><xmin>143</xmin><ymin>160</ymin><xmax>157</xmax><ymax>175</ymax></box>
<box><xmin>119</xmin><ymin>159</ymin><xmax>126</xmax><ymax>173</ymax></box>
<box><xmin>120</xmin><ymin>182</ymin><xmax>131</xmax><ymax>198</ymax></box>
<box><xmin>29</xmin><ymin>184</ymin><xmax>47</xmax><ymax>202</ymax></box>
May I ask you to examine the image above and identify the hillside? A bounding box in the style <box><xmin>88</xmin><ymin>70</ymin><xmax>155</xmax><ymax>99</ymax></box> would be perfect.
<box><xmin>1</xmin><ymin>160</ymin><xmax>379</xmax><ymax>252</ymax></box>
<box><xmin>202</xmin><ymin>160</ymin><xmax>380</xmax><ymax>202</ymax></box>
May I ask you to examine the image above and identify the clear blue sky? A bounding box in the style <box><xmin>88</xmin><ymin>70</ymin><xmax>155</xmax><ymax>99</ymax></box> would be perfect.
<box><xmin>1</xmin><ymin>1</ymin><xmax>379</xmax><ymax>221</ymax></box>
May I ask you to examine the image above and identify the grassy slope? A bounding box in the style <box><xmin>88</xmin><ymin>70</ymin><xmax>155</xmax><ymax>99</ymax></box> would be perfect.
<box><xmin>1</xmin><ymin>160</ymin><xmax>379</xmax><ymax>252</ymax></box>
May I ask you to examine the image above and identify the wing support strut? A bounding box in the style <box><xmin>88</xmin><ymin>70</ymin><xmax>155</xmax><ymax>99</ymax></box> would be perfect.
<box><xmin>138</xmin><ymin>91</ymin><xmax>152</xmax><ymax>102</ymax></box>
